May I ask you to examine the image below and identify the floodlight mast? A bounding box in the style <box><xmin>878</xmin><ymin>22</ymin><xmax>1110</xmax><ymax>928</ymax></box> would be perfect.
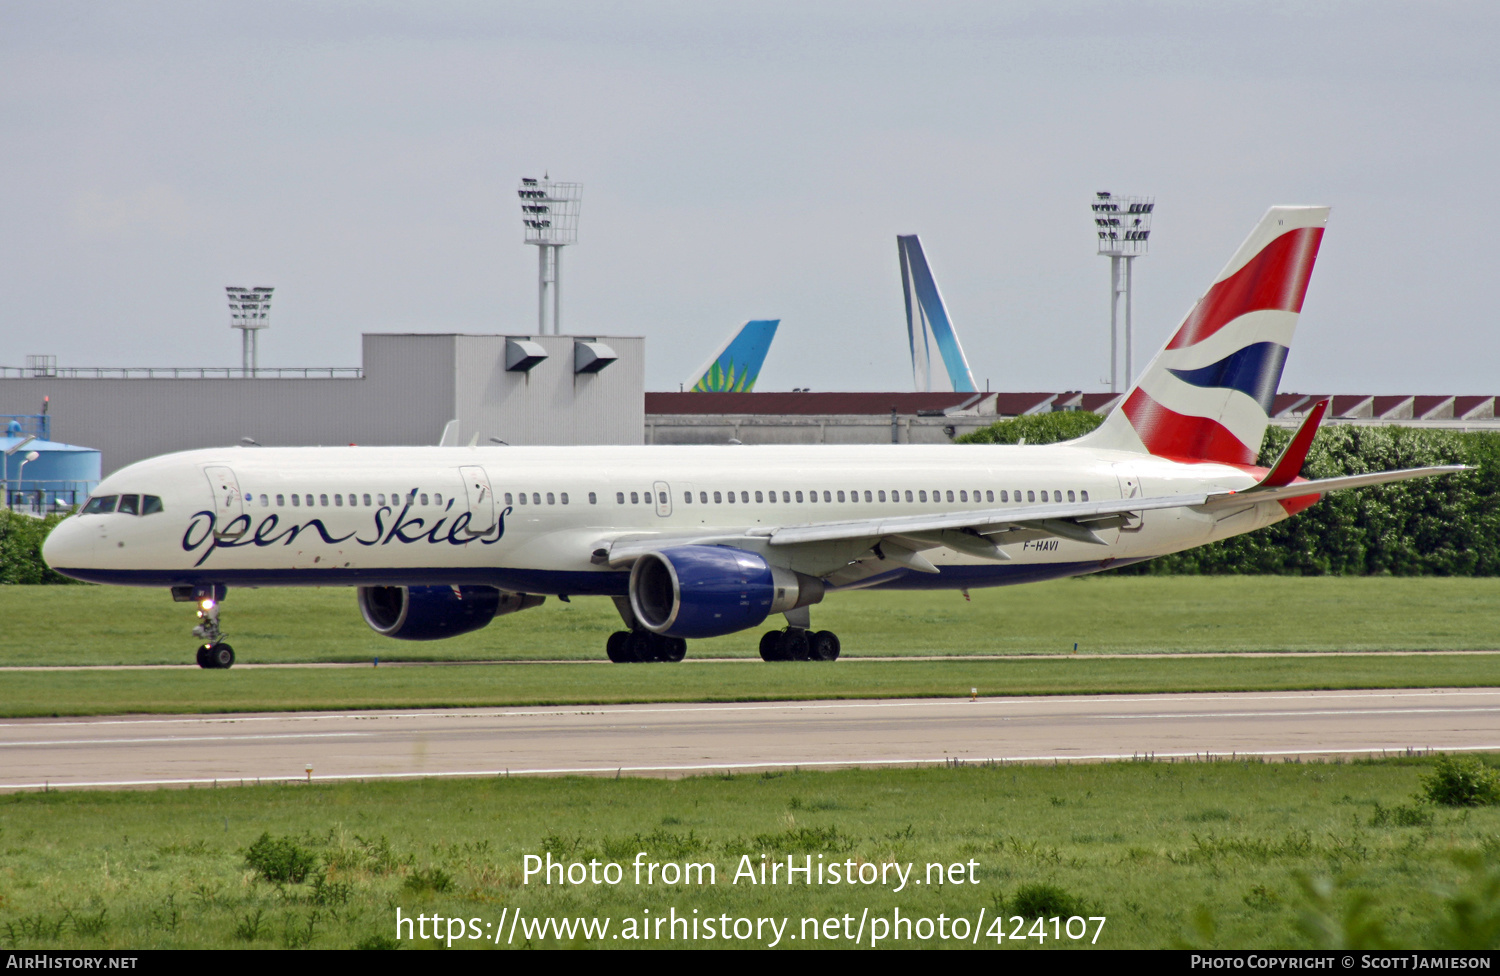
<box><xmin>518</xmin><ymin>177</ymin><xmax>582</xmax><ymax>335</ymax></box>
<box><xmin>226</xmin><ymin>286</ymin><xmax>274</xmax><ymax>377</ymax></box>
<box><xmin>1092</xmin><ymin>192</ymin><xmax>1153</xmax><ymax>393</ymax></box>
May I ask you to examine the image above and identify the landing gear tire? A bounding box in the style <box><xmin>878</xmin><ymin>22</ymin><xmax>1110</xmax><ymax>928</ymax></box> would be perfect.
<box><xmin>625</xmin><ymin>630</ymin><xmax>654</xmax><ymax>663</ymax></box>
<box><xmin>809</xmin><ymin>630</ymin><xmax>841</xmax><ymax>662</ymax></box>
<box><xmin>606</xmin><ymin>631</ymin><xmax>631</xmax><ymax>663</ymax></box>
<box><xmin>759</xmin><ymin>630</ymin><xmax>786</xmax><ymax>662</ymax></box>
<box><xmin>198</xmin><ymin>643</ymin><xmax>234</xmax><ymax>669</ymax></box>
<box><xmin>658</xmin><ymin>636</ymin><xmax>687</xmax><ymax>663</ymax></box>
<box><xmin>778</xmin><ymin>628</ymin><xmax>811</xmax><ymax>662</ymax></box>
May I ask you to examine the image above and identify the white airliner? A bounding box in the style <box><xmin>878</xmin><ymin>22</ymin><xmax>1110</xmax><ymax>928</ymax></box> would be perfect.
<box><xmin>42</xmin><ymin>207</ymin><xmax>1463</xmax><ymax>668</ymax></box>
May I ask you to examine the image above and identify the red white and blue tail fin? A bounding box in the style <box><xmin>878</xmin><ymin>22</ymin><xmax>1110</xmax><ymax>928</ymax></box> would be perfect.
<box><xmin>1081</xmin><ymin>206</ymin><xmax>1329</xmax><ymax>466</ymax></box>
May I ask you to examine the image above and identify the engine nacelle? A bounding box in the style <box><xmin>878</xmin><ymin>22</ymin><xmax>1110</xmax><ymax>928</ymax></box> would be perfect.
<box><xmin>628</xmin><ymin>545</ymin><xmax>823</xmax><ymax>639</ymax></box>
<box><xmin>357</xmin><ymin>585</ymin><xmax>544</xmax><ymax>641</ymax></box>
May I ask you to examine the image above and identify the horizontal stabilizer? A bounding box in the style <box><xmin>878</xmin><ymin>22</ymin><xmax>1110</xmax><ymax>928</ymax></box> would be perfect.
<box><xmin>1205</xmin><ymin>465</ymin><xmax>1471</xmax><ymax>510</ymax></box>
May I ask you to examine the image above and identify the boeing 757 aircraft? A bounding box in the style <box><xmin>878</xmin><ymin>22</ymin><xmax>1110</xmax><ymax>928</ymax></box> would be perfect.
<box><xmin>42</xmin><ymin>207</ymin><xmax>1464</xmax><ymax>668</ymax></box>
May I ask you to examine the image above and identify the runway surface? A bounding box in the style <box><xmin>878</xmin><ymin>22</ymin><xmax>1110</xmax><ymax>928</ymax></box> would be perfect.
<box><xmin>3</xmin><ymin>687</ymin><xmax>1499</xmax><ymax>791</ymax></box>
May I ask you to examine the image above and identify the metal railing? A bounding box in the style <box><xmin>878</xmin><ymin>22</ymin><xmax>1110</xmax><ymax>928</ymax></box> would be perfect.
<box><xmin>2</xmin><ymin>415</ymin><xmax>50</xmax><ymax>440</ymax></box>
<box><xmin>2</xmin><ymin>479</ymin><xmax>95</xmax><ymax>515</ymax></box>
<box><xmin>0</xmin><ymin>366</ymin><xmax>362</xmax><ymax>379</ymax></box>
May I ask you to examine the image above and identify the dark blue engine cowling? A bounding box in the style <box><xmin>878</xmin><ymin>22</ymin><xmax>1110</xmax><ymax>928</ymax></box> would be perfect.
<box><xmin>629</xmin><ymin>545</ymin><xmax>776</xmax><ymax>639</ymax></box>
<box><xmin>357</xmin><ymin>584</ymin><xmax>502</xmax><ymax>641</ymax></box>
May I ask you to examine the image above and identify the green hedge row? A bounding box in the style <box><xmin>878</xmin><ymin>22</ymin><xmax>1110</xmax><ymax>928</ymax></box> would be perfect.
<box><xmin>959</xmin><ymin>411</ymin><xmax>1500</xmax><ymax>576</ymax></box>
<box><xmin>0</xmin><ymin>510</ymin><xmax>83</xmax><ymax>585</ymax></box>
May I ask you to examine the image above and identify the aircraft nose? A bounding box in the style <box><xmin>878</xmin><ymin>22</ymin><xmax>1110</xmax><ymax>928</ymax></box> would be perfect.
<box><xmin>41</xmin><ymin>516</ymin><xmax>94</xmax><ymax>575</ymax></box>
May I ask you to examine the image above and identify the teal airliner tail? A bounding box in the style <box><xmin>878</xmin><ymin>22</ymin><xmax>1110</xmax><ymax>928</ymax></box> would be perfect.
<box><xmin>687</xmin><ymin>320</ymin><xmax>780</xmax><ymax>392</ymax></box>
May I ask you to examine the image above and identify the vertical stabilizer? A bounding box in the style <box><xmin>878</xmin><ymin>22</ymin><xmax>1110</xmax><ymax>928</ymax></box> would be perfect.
<box><xmin>1080</xmin><ymin>206</ymin><xmax>1329</xmax><ymax>465</ymax></box>
<box><xmin>686</xmin><ymin>320</ymin><xmax>780</xmax><ymax>392</ymax></box>
<box><xmin>897</xmin><ymin>235</ymin><xmax>977</xmax><ymax>393</ymax></box>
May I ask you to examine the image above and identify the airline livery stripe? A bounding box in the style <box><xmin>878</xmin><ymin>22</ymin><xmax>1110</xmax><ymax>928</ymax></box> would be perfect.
<box><xmin>1121</xmin><ymin>388</ymin><xmax>1257</xmax><ymax>466</ymax></box>
<box><xmin>1165</xmin><ymin>226</ymin><xmax>1324</xmax><ymax>351</ymax></box>
<box><xmin>1166</xmin><ymin>341</ymin><xmax>1289</xmax><ymax>412</ymax></box>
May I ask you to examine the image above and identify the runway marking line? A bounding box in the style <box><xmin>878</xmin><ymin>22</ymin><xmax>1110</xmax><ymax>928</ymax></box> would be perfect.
<box><xmin>6</xmin><ymin>743</ymin><xmax>1500</xmax><ymax>792</ymax></box>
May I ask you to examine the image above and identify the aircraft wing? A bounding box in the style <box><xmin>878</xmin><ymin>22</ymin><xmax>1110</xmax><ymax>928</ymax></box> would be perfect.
<box><xmin>603</xmin><ymin>463</ymin><xmax>1468</xmax><ymax>570</ymax></box>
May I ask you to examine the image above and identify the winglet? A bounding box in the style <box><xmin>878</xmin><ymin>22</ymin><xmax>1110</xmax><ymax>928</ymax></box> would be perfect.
<box><xmin>1259</xmin><ymin>398</ymin><xmax>1327</xmax><ymax>488</ymax></box>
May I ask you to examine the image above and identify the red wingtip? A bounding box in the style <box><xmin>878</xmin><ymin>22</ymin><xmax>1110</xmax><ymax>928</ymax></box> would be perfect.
<box><xmin>1262</xmin><ymin>399</ymin><xmax>1328</xmax><ymax>488</ymax></box>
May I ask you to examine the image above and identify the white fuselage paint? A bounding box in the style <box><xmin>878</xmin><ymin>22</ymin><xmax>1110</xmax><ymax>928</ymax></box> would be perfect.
<box><xmin>42</xmin><ymin>443</ymin><xmax>1291</xmax><ymax>596</ymax></box>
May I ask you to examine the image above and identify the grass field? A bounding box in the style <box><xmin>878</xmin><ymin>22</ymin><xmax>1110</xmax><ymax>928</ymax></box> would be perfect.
<box><xmin>2</xmin><ymin>758</ymin><xmax>1497</xmax><ymax>949</ymax></box>
<box><xmin>6</xmin><ymin>654</ymin><xmax>1500</xmax><ymax>718</ymax></box>
<box><xmin>5</xmin><ymin>576</ymin><xmax>1500</xmax><ymax>667</ymax></box>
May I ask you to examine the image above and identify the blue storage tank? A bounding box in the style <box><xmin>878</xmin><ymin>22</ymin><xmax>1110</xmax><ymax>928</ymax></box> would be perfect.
<box><xmin>3</xmin><ymin>420</ymin><xmax>101</xmax><ymax>513</ymax></box>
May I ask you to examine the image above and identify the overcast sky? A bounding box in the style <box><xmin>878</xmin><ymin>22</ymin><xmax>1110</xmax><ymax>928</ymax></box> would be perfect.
<box><xmin>2</xmin><ymin>1</ymin><xmax>1496</xmax><ymax>394</ymax></box>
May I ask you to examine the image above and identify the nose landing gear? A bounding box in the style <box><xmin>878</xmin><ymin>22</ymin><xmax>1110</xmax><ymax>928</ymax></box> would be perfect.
<box><xmin>174</xmin><ymin>584</ymin><xmax>234</xmax><ymax>669</ymax></box>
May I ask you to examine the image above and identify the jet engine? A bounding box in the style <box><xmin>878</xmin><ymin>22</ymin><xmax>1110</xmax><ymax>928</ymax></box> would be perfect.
<box><xmin>357</xmin><ymin>585</ymin><xmax>543</xmax><ymax>640</ymax></box>
<box><xmin>628</xmin><ymin>545</ymin><xmax>823</xmax><ymax>639</ymax></box>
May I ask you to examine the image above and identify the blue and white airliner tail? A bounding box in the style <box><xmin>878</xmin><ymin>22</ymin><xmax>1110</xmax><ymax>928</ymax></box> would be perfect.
<box><xmin>687</xmin><ymin>320</ymin><xmax>779</xmax><ymax>392</ymax></box>
<box><xmin>897</xmin><ymin>235</ymin><xmax>977</xmax><ymax>393</ymax></box>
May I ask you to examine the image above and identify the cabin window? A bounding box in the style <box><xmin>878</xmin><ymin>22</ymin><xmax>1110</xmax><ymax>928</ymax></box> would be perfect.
<box><xmin>989</xmin><ymin>490</ymin><xmax>996</xmax><ymax>502</ymax></box>
<box><xmin>1068</xmin><ymin>490</ymin><xmax>1076</xmax><ymax>502</ymax></box>
<box><xmin>808</xmin><ymin>490</ymin><xmax>818</xmax><ymax>503</ymax></box>
<box><xmin>684</xmin><ymin>491</ymin><xmax>692</xmax><ymax>504</ymax></box>
<box><xmin>530</xmin><ymin>493</ymin><xmax>540</xmax><ymax>505</ymax></box>
<box><xmin>878</xmin><ymin>490</ymin><xmax>886</xmax><ymax>502</ymax></box>
<box><xmin>726</xmin><ymin>491</ymin><xmax>735</xmax><ymax>504</ymax></box>
<box><xmin>946</xmin><ymin>490</ymin><xmax>954</xmax><ymax>502</ymax></box>
<box><xmin>320</xmin><ymin>494</ymin><xmax>329</xmax><ymax>507</ymax></box>
<box><xmin>502</xmin><ymin>493</ymin><xmax>511</xmax><ymax>505</ymax></box>
<box><xmin>1081</xmin><ymin>490</ymin><xmax>1089</xmax><ymax>502</ymax></box>
<box><xmin>1040</xmin><ymin>490</ymin><xmax>1049</xmax><ymax>502</ymax></box>
<box><xmin>740</xmin><ymin>491</ymin><xmax>748</xmax><ymax>503</ymax></box>
<box><xmin>630</xmin><ymin>491</ymin><xmax>639</xmax><ymax>504</ymax></box>
<box><xmin>546</xmin><ymin>493</ymin><xmax>555</xmax><ymax>505</ymax></box>
<box><xmin>335</xmin><ymin>494</ymin><xmax>344</xmax><ymax>507</ymax></box>
<box><xmin>616</xmin><ymin>492</ymin><xmax>625</xmax><ymax>504</ymax></box>
<box><xmin>782</xmin><ymin>491</ymin><xmax>791</xmax><ymax>502</ymax></box>
<box><xmin>700</xmin><ymin>491</ymin><xmax>708</xmax><ymax>503</ymax></box>
<box><xmin>142</xmin><ymin>495</ymin><xmax>163</xmax><ymax>515</ymax></box>
<box><xmin>434</xmin><ymin>492</ymin><xmax>443</xmax><ymax>505</ymax></box>
<box><xmin>836</xmin><ymin>490</ymin><xmax>845</xmax><ymax>502</ymax></box>
<box><xmin>820</xmin><ymin>490</ymin><xmax>829</xmax><ymax>502</ymax></box>
<box><xmin>864</xmin><ymin>490</ymin><xmax>873</xmax><ymax>502</ymax></box>
<box><xmin>713</xmin><ymin>491</ymin><xmax>722</xmax><ymax>503</ymax></box>
<box><xmin>359</xmin><ymin>494</ymin><xmax>368</xmax><ymax>506</ymax></box>
<box><xmin>918</xmin><ymin>490</ymin><xmax>927</xmax><ymax>502</ymax></box>
<box><xmin>276</xmin><ymin>494</ymin><xmax>285</xmax><ymax>507</ymax></box>
<box><xmin>959</xmin><ymin>490</ymin><xmax>968</xmax><ymax>502</ymax></box>
<box><xmin>291</xmin><ymin>495</ymin><xmax>301</xmax><ymax>507</ymax></box>
<box><xmin>519</xmin><ymin>493</ymin><xmax>528</xmax><ymax>505</ymax></box>
<box><xmin>589</xmin><ymin>492</ymin><xmax>597</xmax><ymax>505</ymax></box>
<box><xmin>1027</xmin><ymin>490</ymin><xmax>1035</xmax><ymax>502</ymax></box>
<box><xmin>561</xmin><ymin>493</ymin><xmax>569</xmax><ymax>505</ymax></box>
<box><xmin>754</xmin><ymin>490</ymin><xmax>763</xmax><ymax>503</ymax></box>
<box><xmin>118</xmin><ymin>494</ymin><xmax>140</xmax><ymax>515</ymax></box>
<box><xmin>795</xmin><ymin>491</ymin><xmax>803</xmax><ymax>502</ymax></box>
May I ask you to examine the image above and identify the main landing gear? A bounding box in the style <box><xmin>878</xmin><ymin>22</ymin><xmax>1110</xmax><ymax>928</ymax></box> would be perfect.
<box><xmin>758</xmin><ymin>628</ymin><xmax>840</xmax><ymax>662</ymax></box>
<box><xmin>605</xmin><ymin>630</ymin><xmax>687</xmax><ymax>664</ymax></box>
<box><xmin>174</xmin><ymin>584</ymin><xmax>235</xmax><ymax>669</ymax></box>
<box><xmin>604</xmin><ymin>596</ymin><xmax>687</xmax><ymax>663</ymax></box>
<box><xmin>757</xmin><ymin>606</ymin><xmax>840</xmax><ymax>662</ymax></box>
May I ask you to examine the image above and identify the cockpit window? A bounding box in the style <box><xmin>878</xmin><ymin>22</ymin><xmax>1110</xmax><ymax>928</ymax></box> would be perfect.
<box><xmin>141</xmin><ymin>495</ymin><xmax>163</xmax><ymax>515</ymax></box>
<box><xmin>118</xmin><ymin>494</ymin><xmax>140</xmax><ymax>515</ymax></box>
<box><xmin>82</xmin><ymin>495</ymin><xmax>118</xmax><ymax>514</ymax></box>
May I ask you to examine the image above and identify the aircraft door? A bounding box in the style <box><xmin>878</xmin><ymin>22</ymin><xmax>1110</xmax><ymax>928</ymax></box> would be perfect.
<box><xmin>653</xmin><ymin>481</ymin><xmax>673</xmax><ymax>518</ymax></box>
<box><xmin>203</xmin><ymin>465</ymin><xmax>247</xmax><ymax>539</ymax></box>
<box><xmin>459</xmin><ymin>465</ymin><xmax>496</xmax><ymax>534</ymax></box>
<box><xmin>1112</xmin><ymin>463</ymin><xmax>1144</xmax><ymax>533</ymax></box>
